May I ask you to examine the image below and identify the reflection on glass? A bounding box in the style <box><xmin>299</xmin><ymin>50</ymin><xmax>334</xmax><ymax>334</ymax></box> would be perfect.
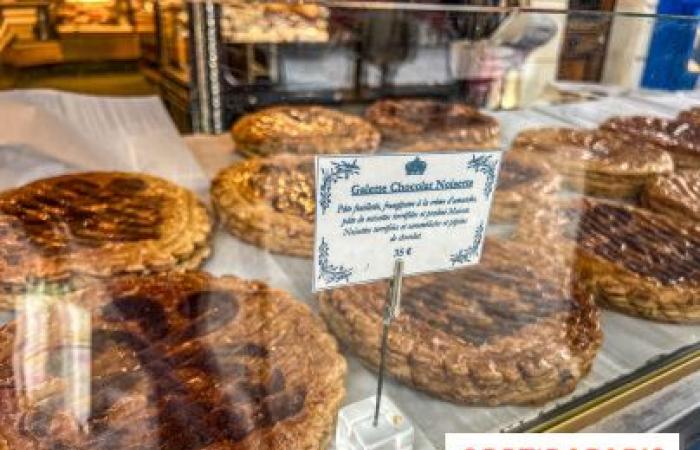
<box><xmin>14</xmin><ymin>285</ymin><xmax>91</xmax><ymax>435</ymax></box>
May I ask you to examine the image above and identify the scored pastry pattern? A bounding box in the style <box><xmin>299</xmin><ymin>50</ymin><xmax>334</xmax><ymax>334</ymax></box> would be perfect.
<box><xmin>566</xmin><ymin>202</ymin><xmax>700</xmax><ymax>286</ymax></box>
<box><xmin>519</xmin><ymin>199</ymin><xmax>700</xmax><ymax>322</ymax></box>
<box><xmin>89</xmin><ymin>293</ymin><xmax>306</xmax><ymax>447</ymax></box>
<box><xmin>600</xmin><ymin>116</ymin><xmax>700</xmax><ymax>170</ymax></box>
<box><xmin>319</xmin><ymin>239</ymin><xmax>602</xmax><ymax>405</ymax></box>
<box><xmin>0</xmin><ymin>273</ymin><xmax>346</xmax><ymax>450</ymax></box>
<box><xmin>0</xmin><ymin>177</ymin><xmax>164</xmax><ymax>255</ymax></box>
<box><xmin>0</xmin><ymin>172</ymin><xmax>212</xmax><ymax>311</ymax></box>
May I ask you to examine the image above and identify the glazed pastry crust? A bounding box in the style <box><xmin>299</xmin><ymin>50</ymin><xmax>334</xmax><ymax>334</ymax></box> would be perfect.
<box><xmin>601</xmin><ymin>116</ymin><xmax>700</xmax><ymax>170</ymax></box>
<box><xmin>0</xmin><ymin>271</ymin><xmax>346</xmax><ymax>450</ymax></box>
<box><xmin>511</xmin><ymin>127</ymin><xmax>674</xmax><ymax>199</ymax></box>
<box><xmin>232</xmin><ymin>106</ymin><xmax>380</xmax><ymax>157</ymax></box>
<box><xmin>643</xmin><ymin>170</ymin><xmax>700</xmax><ymax>223</ymax></box>
<box><xmin>318</xmin><ymin>239</ymin><xmax>601</xmax><ymax>406</ymax></box>
<box><xmin>211</xmin><ymin>154</ymin><xmax>314</xmax><ymax>258</ymax></box>
<box><xmin>677</xmin><ymin>107</ymin><xmax>700</xmax><ymax>124</ymax></box>
<box><xmin>518</xmin><ymin>198</ymin><xmax>700</xmax><ymax>323</ymax></box>
<box><xmin>0</xmin><ymin>172</ymin><xmax>212</xmax><ymax>310</ymax></box>
<box><xmin>490</xmin><ymin>150</ymin><xmax>561</xmax><ymax>223</ymax></box>
<box><xmin>365</xmin><ymin>99</ymin><xmax>500</xmax><ymax>152</ymax></box>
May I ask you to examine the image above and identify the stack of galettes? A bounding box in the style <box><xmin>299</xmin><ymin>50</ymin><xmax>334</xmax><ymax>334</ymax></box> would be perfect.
<box><xmin>1</xmin><ymin>99</ymin><xmax>700</xmax><ymax>449</ymax></box>
<box><xmin>506</xmin><ymin>108</ymin><xmax>700</xmax><ymax>324</ymax></box>
<box><xmin>214</xmin><ymin>100</ymin><xmax>502</xmax><ymax>257</ymax></box>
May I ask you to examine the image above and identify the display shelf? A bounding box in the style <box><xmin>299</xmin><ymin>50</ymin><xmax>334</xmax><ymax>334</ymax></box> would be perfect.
<box><xmin>0</xmin><ymin>0</ymin><xmax>50</xmax><ymax>41</ymax></box>
<box><xmin>56</xmin><ymin>23</ymin><xmax>135</xmax><ymax>34</ymax></box>
<box><xmin>0</xmin><ymin>40</ymin><xmax>63</xmax><ymax>67</ymax></box>
<box><xmin>219</xmin><ymin>2</ymin><xmax>330</xmax><ymax>44</ymax></box>
<box><xmin>162</xmin><ymin>65</ymin><xmax>188</xmax><ymax>86</ymax></box>
<box><xmin>0</xmin><ymin>20</ymin><xmax>14</xmax><ymax>52</ymax></box>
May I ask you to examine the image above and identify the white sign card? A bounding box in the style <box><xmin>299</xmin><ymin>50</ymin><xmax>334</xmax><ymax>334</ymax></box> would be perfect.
<box><xmin>313</xmin><ymin>151</ymin><xmax>502</xmax><ymax>291</ymax></box>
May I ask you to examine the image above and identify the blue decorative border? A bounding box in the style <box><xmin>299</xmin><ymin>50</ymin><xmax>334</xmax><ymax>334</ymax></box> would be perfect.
<box><xmin>450</xmin><ymin>222</ymin><xmax>485</xmax><ymax>266</ymax></box>
<box><xmin>317</xmin><ymin>238</ymin><xmax>353</xmax><ymax>284</ymax></box>
<box><xmin>319</xmin><ymin>159</ymin><xmax>361</xmax><ymax>214</ymax></box>
<box><xmin>467</xmin><ymin>154</ymin><xmax>498</xmax><ymax>199</ymax></box>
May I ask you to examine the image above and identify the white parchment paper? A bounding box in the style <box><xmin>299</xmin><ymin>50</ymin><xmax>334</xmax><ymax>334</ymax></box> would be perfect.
<box><xmin>0</xmin><ymin>89</ymin><xmax>209</xmax><ymax>196</ymax></box>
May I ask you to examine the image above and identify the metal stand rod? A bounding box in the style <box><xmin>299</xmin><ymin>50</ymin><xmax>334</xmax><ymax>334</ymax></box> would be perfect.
<box><xmin>374</xmin><ymin>315</ymin><xmax>390</xmax><ymax>427</ymax></box>
<box><xmin>373</xmin><ymin>259</ymin><xmax>404</xmax><ymax>427</ymax></box>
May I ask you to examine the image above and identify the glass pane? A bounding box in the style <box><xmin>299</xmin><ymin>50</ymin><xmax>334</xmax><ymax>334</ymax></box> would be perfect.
<box><xmin>1</xmin><ymin>2</ymin><xmax>700</xmax><ymax>448</ymax></box>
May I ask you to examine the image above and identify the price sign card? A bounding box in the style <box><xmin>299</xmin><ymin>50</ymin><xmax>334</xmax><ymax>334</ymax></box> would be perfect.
<box><xmin>313</xmin><ymin>151</ymin><xmax>502</xmax><ymax>291</ymax></box>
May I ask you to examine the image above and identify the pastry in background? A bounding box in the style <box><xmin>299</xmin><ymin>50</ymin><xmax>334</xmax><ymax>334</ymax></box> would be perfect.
<box><xmin>319</xmin><ymin>238</ymin><xmax>602</xmax><ymax>405</ymax></box>
<box><xmin>643</xmin><ymin>170</ymin><xmax>700</xmax><ymax>223</ymax></box>
<box><xmin>232</xmin><ymin>106</ymin><xmax>380</xmax><ymax>157</ymax></box>
<box><xmin>212</xmin><ymin>154</ymin><xmax>314</xmax><ymax>258</ymax></box>
<box><xmin>0</xmin><ymin>271</ymin><xmax>346</xmax><ymax>450</ymax></box>
<box><xmin>677</xmin><ymin>107</ymin><xmax>700</xmax><ymax>124</ymax></box>
<box><xmin>512</xmin><ymin>127</ymin><xmax>674</xmax><ymax>199</ymax></box>
<box><xmin>220</xmin><ymin>2</ymin><xmax>329</xmax><ymax>43</ymax></box>
<box><xmin>365</xmin><ymin>98</ymin><xmax>500</xmax><ymax>152</ymax></box>
<box><xmin>519</xmin><ymin>198</ymin><xmax>700</xmax><ymax>323</ymax></box>
<box><xmin>600</xmin><ymin>115</ymin><xmax>700</xmax><ymax>170</ymax></box>
<box><xmin>56</xmin><ymin>2</ymin><xmax>118</xmax><ymax>26</ymax></box>
<box><xmin>489</xmin><ymin>150</ymin><xmax>560</xmax><ymax>223</ymax></box>
<box><xmin>0</xmin><ymin>172</ymin><xmax>212</xmax><ymax>310</ymax></box>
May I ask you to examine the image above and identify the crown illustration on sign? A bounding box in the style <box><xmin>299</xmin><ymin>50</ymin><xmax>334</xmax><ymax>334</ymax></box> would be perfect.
<box><xmin>405</xmin><ymin>157</ymin><xmax>427</xmax><ymax>175</ymax></box>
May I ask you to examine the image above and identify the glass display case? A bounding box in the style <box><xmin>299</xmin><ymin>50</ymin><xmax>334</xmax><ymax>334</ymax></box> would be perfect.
<box><xmin>154</xmin><ymin>0</ymin><xmax>191</xmax><ymax>129</ymax></box>
<box><xmin>1</xmin><ymin>2</ymin><xmax>700</xmax><ymax>449</ymax></box>
<box><xmin>0</xmin><ymin>0</ymin><xmax>153</xmax><ymax>67</ymax></box>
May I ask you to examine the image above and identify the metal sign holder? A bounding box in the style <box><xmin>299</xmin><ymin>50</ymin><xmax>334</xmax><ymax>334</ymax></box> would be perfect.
<box><xmin>374</xmin><ymin>259</ymin><xmax>405</xmax><ymax>427</ymax></box>
<box><xmin>333</xmin><ymin>258</ymin><xmax>413</xmax><ymax>450</ymax></box>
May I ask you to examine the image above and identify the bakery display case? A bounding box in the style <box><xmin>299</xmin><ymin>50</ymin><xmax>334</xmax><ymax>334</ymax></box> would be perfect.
<box><xmin>152</xmin><ymin>0</ymin><xmax>191</xmax><ymax>130</ymax></box>
<box><xmin>50</xmin><ymin>0</ymin><xmax>145</xmax><ymax>64</ymax></box>
<box><xmin>0</xmin><ymin>0</ymin><xmax>153</xmax><ymax>68</ymax></box>
<box><xmin>2</xmin><ymin>2</ymin><xmax>700</xmax><ymax>449</ymax></box>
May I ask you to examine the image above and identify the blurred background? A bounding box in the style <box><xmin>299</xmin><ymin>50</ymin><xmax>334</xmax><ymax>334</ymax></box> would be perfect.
<box><xmin>1</xmin><ymin>0</ymin><xmax>700</xmax><ymax>132</ymax></box>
